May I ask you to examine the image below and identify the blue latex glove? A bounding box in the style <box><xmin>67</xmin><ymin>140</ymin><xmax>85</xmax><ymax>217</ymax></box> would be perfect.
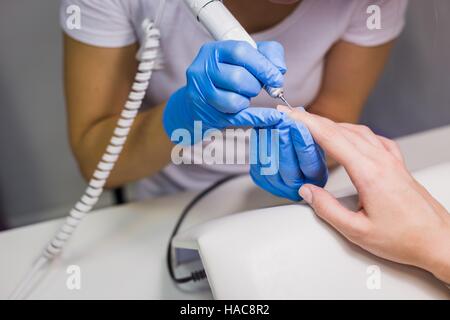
<box><xmin>250</xmin><ymin>110</ymin><xmax>328</xmax><ymax>201</ymax></box>
<box><xmin>163</xmin><ymin>40</ymin><xmax>287</xmax><ymax>144</ymax></box>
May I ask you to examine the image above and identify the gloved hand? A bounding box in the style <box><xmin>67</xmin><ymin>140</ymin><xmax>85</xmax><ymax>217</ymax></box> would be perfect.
<box><xmin>163</xmin><ymin>40</ymin><xmax>287</xmax><ymax>145</ymax></box>
<box><xmin>250</xmin><ymin>108</ymin><xmax>328</xmax><ymax>201</ymax></box>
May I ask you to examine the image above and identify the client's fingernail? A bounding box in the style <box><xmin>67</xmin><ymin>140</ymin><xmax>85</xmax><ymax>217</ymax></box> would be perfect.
<box><xmin>277</xmin><ymin>105</ymin><xmax>291</xmax><ymax>113</ymax></box>
<box><xmin>299</xmin><ymin>185</ymin><xmax>313</xmax><ymax>204</ymax></box>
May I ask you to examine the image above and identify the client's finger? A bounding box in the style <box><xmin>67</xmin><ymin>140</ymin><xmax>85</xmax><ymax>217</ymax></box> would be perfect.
<box><xmin>299</xmin><ymin>184</ymin><xmax>370</xmax><ymax>241</ymax></box>
<box><xmin>338</xmin><ymin>123</ymin><xmax>385</xmax><ymax>149</ymax></box>
<box><xmin>376</xmin><ymin>135</ymin><xmax>405</xmax><ymax>163</ymax></box>
<box><xmin>283</xmin><ymin>108</ymin><xmax>367</xmax><ymax>178</ymax></box>
<box><xmin>336</xmin><ymin>125</ymin><xmax>382</xmax><ymax>159</ymax></box>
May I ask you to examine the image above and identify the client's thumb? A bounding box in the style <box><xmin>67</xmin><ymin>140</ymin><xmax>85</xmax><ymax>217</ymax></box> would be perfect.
<box><xmin>299</xmin><ymin>184</ymin><xmax>359</xmax><ymax>235</ymax></box>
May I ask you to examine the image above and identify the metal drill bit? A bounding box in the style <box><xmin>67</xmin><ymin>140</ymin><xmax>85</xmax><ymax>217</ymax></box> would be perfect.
<box><xmin>278</xmin><ymin>93</ymin><xmax>293</xmax><ymax>110</ymax></box>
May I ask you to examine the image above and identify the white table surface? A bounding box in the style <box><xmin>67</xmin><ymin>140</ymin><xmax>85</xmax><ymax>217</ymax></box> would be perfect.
<box><xmin>1</xmin><ymin>125</ymin><xmax>449</xmax><ymax>300</ymax></box>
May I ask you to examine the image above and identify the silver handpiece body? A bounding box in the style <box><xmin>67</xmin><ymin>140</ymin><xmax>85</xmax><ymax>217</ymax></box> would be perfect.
<box><xmin>184</xmin><ymin>0</ymin><xmax>285</xmax><ymax>100</ymax></box>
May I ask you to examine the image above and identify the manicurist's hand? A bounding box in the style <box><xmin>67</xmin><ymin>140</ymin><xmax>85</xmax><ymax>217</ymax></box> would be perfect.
<box><xmin>163</xmin><ymin>40</ymin><xmax>286</xmax><ymax>144</ymax></box>
<box><xmin>250</xmin><ymin>107</ymin><xmax>328</xmax><ymax>201</ymax></box>
<box><xmin>285</xmin><ymin>108</ymin><xmax>450</xmax><ymax>284</ymax></box>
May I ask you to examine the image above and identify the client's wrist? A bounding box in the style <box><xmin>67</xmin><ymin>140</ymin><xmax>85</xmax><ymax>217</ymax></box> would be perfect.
<box><xmin>418</xmin><ymin>219</ymin><xmax>450</xmax><ymax>284</ymax></box>
<box><xmin>429</xmin><ymin>253</ymin><xmax>450</xmax><ymax>285</ymax></box>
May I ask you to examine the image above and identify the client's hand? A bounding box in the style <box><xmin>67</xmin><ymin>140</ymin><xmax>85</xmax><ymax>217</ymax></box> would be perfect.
<box><xmin>284</xmin><ymin>107</ymin><xmax>450</xmax><ymax>284</ymax></box>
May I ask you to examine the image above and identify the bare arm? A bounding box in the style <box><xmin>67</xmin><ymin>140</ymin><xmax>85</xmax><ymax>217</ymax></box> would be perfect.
<box><xmin>64</xmin><ymin>35</ymin><xmax>173</xmax><ymax>188</ymax></box>
<box><xmin>309</xmin><ymin>40</ymin><xmax>394</xmax><ymax>123</ymax></box>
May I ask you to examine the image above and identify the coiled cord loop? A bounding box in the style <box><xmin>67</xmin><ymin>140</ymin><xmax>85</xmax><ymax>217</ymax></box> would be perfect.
<box><xmin>10</xmin><ymin>21</ymin><xmax>161</xmax><ymax>300</ymax></box>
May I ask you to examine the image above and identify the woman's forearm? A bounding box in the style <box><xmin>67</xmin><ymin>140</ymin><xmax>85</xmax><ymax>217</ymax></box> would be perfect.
<box><xmin>73</xmin><ymin>102</ymin><xmax>173</xmax><ymax>188</ymax></box>
<box><xmin>307</xmin><ymin>99</ymin><xmax>362</xmax><ymax>124</ymax></box>
<box><xmin>307</xmin><ymin>40</ymin><xmax>396</xmax><ymax>125</ymax></box>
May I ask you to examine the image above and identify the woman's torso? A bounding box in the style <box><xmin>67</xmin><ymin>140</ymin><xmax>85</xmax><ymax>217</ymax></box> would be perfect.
<box><xmin>131</xmin><ymin>0</ymin><xmax>359</xmax><ymax>199</ymax></box>
<box><xmin>60</xmin><ymin>0</ymin><xmax>403</xmax><ymax>198</ymax></box>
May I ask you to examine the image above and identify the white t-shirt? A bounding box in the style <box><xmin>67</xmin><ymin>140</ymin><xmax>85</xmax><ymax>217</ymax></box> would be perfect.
<box><xmin>60</xmin><ymin>0</ymin><xmax>408</xmax><ymax>199</ymax></box>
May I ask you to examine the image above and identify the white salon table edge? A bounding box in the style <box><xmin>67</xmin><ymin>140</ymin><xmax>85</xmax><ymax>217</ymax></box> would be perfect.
<box><xmin>1</xmin><ymin>125</ymin><xmax>450</xmax><ymax>300</ymax></box>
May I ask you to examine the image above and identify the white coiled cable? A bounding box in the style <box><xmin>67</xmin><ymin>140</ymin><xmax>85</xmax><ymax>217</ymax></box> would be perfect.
<box><xmin>10</xmin><ymin>19</ymin><xmax>162</xmax><ymax>300</ymax></box>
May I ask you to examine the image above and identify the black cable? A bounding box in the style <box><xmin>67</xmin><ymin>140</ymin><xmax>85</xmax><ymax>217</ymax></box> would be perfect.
<box><xmin>113</xmin><ymin>187</ymin><xmax>127</xmax><ymax>205</ymax></box>
<box><xmin>166</xmin><ymin>174</ymin><xmax>243</xmax><ymax>284</ymax></box>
